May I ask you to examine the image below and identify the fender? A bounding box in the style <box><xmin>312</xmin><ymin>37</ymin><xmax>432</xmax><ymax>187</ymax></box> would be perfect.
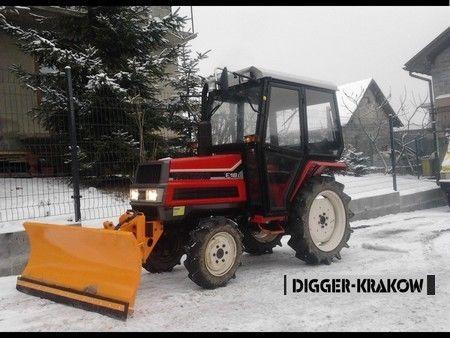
<box><xmin>289</xmin><ymin>160</ymin><xmax>346</xmax><ymax>202</ymax></box>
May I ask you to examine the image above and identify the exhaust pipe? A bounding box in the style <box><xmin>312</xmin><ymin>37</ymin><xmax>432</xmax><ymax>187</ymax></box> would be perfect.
<box><xmin>198</xmin><ymin>82</ymin><xmax>213</xmax><ymax>156</ymax></box>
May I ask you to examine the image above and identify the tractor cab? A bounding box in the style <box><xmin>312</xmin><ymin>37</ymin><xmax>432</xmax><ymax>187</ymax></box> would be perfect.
<box><xmin>199</xmin><ymin>66</ymin><xmax>344</xmax><ymax>216</ymax></box>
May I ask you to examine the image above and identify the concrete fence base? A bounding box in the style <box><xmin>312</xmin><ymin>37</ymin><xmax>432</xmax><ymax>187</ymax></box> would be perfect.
<box><xmin>0</xmin><ymin>188</ymin><xmax>448</xmax><ymax>277</ymax></box>
<box><xmin>349</xmin><ymin>187</ymin><xmax>447</xmax><ymax>221</ymax></box>
<box><xmin>0</xmin><ymin>231</ymin><xmax>29</xmax><ymax>277</ymax></box>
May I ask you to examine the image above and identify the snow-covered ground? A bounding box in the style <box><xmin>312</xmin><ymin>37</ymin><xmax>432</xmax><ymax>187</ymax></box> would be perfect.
<box><xmin>0</xmin><ymin>174</ymin><xmax>439</xmax><ymax>233</ymax></box>
<box><xmin>0</xmin><ymin>206</ymin><xmax>449</xmax><ymax>331</ymax></box>
<box><xmin>336</xmin><ymin>173</ymin><xmax>439</xmax><ymax>199</ymax></box>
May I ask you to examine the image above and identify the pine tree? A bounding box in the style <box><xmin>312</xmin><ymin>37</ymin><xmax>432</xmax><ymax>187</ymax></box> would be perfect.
<box><xmin>0</xmin><ymin>6</ymin><xmax>186</xmax><ymax>182</ymax></box>
<box><xmin>165</xmin><ymin>42</ymin><xmax>209</xmax><ymax>157</ymax></box>
<box><xmin>342</xmin><ymin>145</ymin><xmax>370</xmax><ymax>177</ymax></box>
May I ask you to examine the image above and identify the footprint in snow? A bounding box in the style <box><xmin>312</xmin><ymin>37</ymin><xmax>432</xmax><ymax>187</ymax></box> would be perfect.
<box><xmin>361</xmin><ymin>243</ymin><xmax>409</xmax><ymax>253</ymax></box>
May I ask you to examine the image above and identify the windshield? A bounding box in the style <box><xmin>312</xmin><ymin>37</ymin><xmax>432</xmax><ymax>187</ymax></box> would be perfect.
<box><xmin>210</xmin><ymin>84</ymin><xmax>261</xmax><ymax>145</ymax></box>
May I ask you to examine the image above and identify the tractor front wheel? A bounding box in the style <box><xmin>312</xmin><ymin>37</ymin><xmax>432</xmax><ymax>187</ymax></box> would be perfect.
<box><xmin>142</xmin><ymin>231</ymin><xmax>185</xmax><ymax>273</ymax></box>
<box><xmin>184</xmin><ymin>217</ymin><xmax>243</xmax><ymax>289</ymax></box>
<box><xmin>288</xmin><ymin>176</ymin><xmax>352</xmax><ymax>265</ymax></box>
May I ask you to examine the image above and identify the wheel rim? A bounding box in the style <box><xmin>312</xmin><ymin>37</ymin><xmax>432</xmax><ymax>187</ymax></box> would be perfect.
<box><xmin>308</xmin><ymin>190</ymin><xmax>346</xmax><ymax>252</ymax></box>
<box><xmin>205</xmin><ymin>231</ymin><xmax>237</xmax><ymax>277</ymax></box>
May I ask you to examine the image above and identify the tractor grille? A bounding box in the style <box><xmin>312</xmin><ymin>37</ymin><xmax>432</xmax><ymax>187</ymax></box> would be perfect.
<box><xmin>135</xmin><ymin>163</ymin><xmax>162</xmax><ymax>184</ymax></box>
<box><xmin>173</xmin><ymin>187</ymin><xmax>239</xmax><ymax>200</ymax></box>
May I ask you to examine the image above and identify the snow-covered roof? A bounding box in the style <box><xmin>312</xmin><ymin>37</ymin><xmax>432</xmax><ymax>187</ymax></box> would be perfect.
<box><xmin>336</xmin><ymin>78</ymin><xmax>373</xmax><ymax>126</ymax></box>
<box><xmin>234</xmin><ymin>66</ymin><xmax>337</xmax><ymax>91</ymax></box>
<box><xmin>436</xmin><ymin>93</ymin><xmax>450</xmax><ymax>100</ymax></box>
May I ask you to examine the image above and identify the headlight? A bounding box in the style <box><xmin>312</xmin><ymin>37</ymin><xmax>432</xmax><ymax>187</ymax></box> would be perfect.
<box><xmin>130</xmin><ymin>189</ymin><xmax>139</xmax><ymax>201</ymax></box>
<box><xmin>145</xmin><ymin>188</ymin><xmax>164</xmax><ymax>202</ymax></box>
<box><xmin>130</xmin><ymin>188</ymin><xmax>164</xmax><ymax>202</ymax></box>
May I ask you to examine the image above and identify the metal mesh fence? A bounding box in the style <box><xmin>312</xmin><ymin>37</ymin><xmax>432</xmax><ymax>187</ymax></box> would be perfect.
<box><xmin>0</xmin><ymin>68</ymin><xmax>75</xmax><ymax>223</ymax></box>
<box><xmin>76</xmin><ymin>96</ymin><xmax>138</xmax><ymax>220</ymax></box>
<box><xmin>0</xmin><ymin>68</ymin><xmax>135</xmax><ymax>226</ymax></box>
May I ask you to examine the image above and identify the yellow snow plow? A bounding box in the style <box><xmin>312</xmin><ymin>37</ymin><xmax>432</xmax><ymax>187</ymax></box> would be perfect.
<box><xmin>16</xmin><ymin>211</ymin><xmax>163</xmax><ymax>320</ymax></box>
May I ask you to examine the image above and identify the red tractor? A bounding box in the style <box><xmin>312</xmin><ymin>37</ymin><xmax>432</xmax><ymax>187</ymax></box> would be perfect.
<box><xmin>17</xmin><ymin>66</ymin><xmax>352</xmax><ymax>318</ymax></box>
<box><xmin>131</xmin><ymin>66</ymin><xmax>353</xmax><ymax>288</ymax></box>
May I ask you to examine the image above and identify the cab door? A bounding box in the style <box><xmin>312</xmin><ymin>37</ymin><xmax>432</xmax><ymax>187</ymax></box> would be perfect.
<box><xmin>261</xmin><ymin>83</ymin><xmax>305</xmax><ymax>214</ymax></box>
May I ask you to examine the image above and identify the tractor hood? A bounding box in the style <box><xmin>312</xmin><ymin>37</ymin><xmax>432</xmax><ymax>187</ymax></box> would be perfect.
<box><xmin>169</xmin><ymin>154</ymin><xmax>242</xmax><ymax>176</ymax></box>
<box><xmin>130</xmin><ymin>153</ymin><xmax>247</xmax><ymax>220</ymax></box>
<box><xmin>132</xmin><ymin>153</ymin><xmax>243</xmax><ymax>187</ymax></box>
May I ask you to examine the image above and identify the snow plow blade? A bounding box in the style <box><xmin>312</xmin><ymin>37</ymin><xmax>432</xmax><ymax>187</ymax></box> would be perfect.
<box><xmin>16</xmin><ymin>222</ymin><xmax>142</xmax><ymax>320</ymax></box>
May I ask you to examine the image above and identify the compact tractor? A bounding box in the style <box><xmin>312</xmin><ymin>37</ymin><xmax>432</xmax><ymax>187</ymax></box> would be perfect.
<box><xmin>17</xmin><ymin>66</ymin><xmax>353</xmax><ymax>319</ymax></box>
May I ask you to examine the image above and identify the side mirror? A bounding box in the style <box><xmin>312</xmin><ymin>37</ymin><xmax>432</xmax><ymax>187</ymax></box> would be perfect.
<box><xmin>218</xmin><ymin>67</ymin><xmax>229</xmax><ymax>92</ymax></box>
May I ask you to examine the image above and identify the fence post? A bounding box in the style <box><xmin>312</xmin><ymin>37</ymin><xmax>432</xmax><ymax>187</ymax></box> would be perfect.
<box><xmin>415</xmin><ymin>137</ymin><xmax>420</xmax><ymax>179</ymax></box>
<box><xmin>388</xmin><ymin>113</ymin><xmax>397</xmax><ymax>191</ymax></box>
<box><xmin>65</xmin><ymin>66</ymin><xmax>81</xmax><ymax>222</ymax></box>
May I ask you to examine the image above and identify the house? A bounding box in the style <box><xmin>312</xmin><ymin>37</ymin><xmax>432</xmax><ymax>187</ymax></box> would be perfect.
<box><xmin>336</xmin><ymin>78</ymin><xmax>402</xmax><ymax>166</ymax></box>
<box><xmin>0</xmin><ymin>6</ymin><xmax>190</xmax><ymax>175</ymax></box>
<box><xmin>403</xmin><ymin>26</ymin><xmax>450</xmax><ymax>160</ymax></box>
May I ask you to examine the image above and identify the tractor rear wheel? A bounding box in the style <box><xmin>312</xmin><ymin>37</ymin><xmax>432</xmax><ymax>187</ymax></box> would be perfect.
<box><xmin>184</xmin><ymin>217</ymin><xmax>243</xmax><ymax>289</ymax></box>
<box><xmin>142</xmin><ymin>231</ymin><xmax>185</xmax><ymax>273</ymax></box>
<box><xmin>241</xmin><ymin>223</ymin><xmax>282</xmax><ymax>255</ymax></box>
<box><xmin>287</xmin><ymin>176</ymin><xmax>352</xmax><ymax>265</ymax></box>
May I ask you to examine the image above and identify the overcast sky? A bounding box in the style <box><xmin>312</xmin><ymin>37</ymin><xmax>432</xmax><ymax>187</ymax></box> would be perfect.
<box><xmin>176</xmin><ymin>6</ymin><xmax>450</xmax><ymax>114</ymax></box>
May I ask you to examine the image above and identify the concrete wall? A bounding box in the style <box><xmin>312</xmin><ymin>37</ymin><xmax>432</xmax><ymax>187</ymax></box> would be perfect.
<box><xmin>0</xmin><ymin>230</ymin><xmax>29</xmax><ymax>276</ymax></box>
<box><xmin>349</xmin><ymin>187</ymin><xmax>447</xmax><ymax>221</ymax></box>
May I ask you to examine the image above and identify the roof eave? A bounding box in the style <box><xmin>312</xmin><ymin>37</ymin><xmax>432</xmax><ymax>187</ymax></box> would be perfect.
<box><xmin>403</xmin><ymin>26</ymin><xmax>450</xmax><ymax>75</ymax></box>
<box><xmin>370</xmin><ymin>81</ymin><xmax>403</xmax><ymax>128</ymax></box>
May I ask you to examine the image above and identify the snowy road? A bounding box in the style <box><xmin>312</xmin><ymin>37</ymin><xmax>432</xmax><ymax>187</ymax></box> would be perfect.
<box><xmin>0</xmin><ymin>206</ymin><xmax>449</xmax><ymax>331</ymax></box>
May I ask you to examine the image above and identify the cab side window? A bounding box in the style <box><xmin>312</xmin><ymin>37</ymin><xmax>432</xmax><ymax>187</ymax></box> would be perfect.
<box><xmin>305</xmin><ymin>89</ymin><xmax>340</xmax><ymax>156</ymax></box>
<box><xmin>265</xmin><ymin>87</ymin><xmax>301</xmax><ymax>151</ymax></box>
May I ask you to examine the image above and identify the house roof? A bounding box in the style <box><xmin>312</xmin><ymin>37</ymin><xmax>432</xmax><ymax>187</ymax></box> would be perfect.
<box><xmin>235</xmin><ymin>66</ymin><xmax>337</xmax><ymax>91</ymax></box>
<box><xmin>336</xmin><ymin>78</ymin><xmax>402</xmax><ymax>127</ymax></box>
<box><xmin>336</xmin><ymin>78</ymin><xmax>373</xmax><ymax>126</ymax></box>
<box><xmin>403</xmin><ymin>26</ymin><xmax>450</xmax><ymax>75</ymax></box>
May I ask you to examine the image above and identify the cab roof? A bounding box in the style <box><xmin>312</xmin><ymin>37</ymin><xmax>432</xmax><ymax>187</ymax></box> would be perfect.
<box><xmin>234</xmin><ymin>66</ymin><xmax>337</xmax><ymax>91</ymax></box>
